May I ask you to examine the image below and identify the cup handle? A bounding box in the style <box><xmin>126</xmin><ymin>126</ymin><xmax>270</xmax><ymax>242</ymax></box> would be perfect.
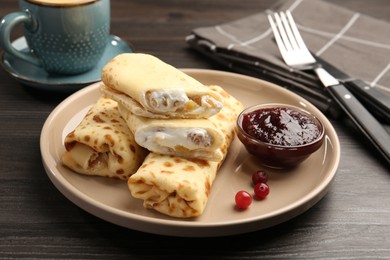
<box><xmin>0</xmin><ymin>10</ymin><xmax>42</xmax><ymax>66</ymax></box>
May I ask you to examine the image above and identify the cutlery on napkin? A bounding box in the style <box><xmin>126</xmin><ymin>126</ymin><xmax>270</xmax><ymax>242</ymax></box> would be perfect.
<box><xmin>267</xmin><ymin>10</ymin><xmax>390</xmax><ymax>166</ymax></box>
<box><xmin>186</xmin><ymin>0</ymin><xmax>390</xmax><ymax>122</ymax></box>
<box><xmin>314</xmin><ymin>54</ymin><xmax>390</xmax><ymax>122</ymax></box>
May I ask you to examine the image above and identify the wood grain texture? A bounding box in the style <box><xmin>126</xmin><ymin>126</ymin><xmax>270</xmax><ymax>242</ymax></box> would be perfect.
<box><xmin>0</xmin><ymin>0</ymin><xmax>389</xmax><ymax>258</ymax></box>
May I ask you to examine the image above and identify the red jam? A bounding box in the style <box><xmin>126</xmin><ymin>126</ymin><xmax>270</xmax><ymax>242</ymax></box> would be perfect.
<box><xmin>242</xmin><ymin>107</ymin><xmax>321</xmax><ymax>146</ymax></box>
<box><xmin>237</xmin><ymin>105</ymin><xmax>325</xmax><ymax>168</ymax></box>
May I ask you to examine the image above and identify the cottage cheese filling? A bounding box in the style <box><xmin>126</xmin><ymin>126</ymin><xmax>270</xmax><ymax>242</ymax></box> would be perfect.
<box><xmin>136</xmin><ymin>127</ymin><xmax>214</xmax><ymax>153</ymax></box>
<box><xmin>146</xmin><ymin>89</ymin><xmax>223</xmax><ymax>115</ymax></box>
<box><xmin>147</xmin><ymin>89</ymin><xmax>189</xmax><ymax>112</ymax></box>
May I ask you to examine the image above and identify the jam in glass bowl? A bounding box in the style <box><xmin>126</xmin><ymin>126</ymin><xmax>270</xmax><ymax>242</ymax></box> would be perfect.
<box><xmin>236</xmin><ymin>103</ymin><xmax>325</xmax><ymax>169</ymax></box>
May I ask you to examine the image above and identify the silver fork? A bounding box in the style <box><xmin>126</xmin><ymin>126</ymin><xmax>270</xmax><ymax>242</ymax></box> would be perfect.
<box><xmin>268</xmin><ymin>11</ymin><xmax>390</xmax><ymax>166</ymax></box>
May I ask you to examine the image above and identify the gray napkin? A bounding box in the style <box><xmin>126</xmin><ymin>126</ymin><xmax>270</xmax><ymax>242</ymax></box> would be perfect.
<box><xmin>187</xmin><ymin>0</ymin><xmax>390</xmax><ymax>118</ymax></box>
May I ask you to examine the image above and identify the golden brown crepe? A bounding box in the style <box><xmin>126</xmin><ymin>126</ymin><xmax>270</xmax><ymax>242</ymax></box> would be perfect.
<box><xmin>127</xmin><ymin>85</ymin><xmax>243</xmax><ymax>218</ymax></box>
<box><xmin>62</xmin><ymin>97</ymin><xmax>147</xmax><ymax>180</ymax></box>
<box><xmin>118</xmin><ymin>102</ymin><xmax>225</xmax><ymax>161</ymax></box>
<box><xmin>100</xmin><ymin>53</ymin><xmax>224</xmax><ymax>119</ymax></box>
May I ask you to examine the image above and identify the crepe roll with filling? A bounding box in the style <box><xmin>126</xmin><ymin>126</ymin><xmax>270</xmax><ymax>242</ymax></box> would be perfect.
<box><xmin>118</xmin><ymin>103</ymin><xmax>225</xmax><ymax>161</ymax></box>
<box><xmin>100</xmin><ymin>53</ymin><xmax>224</xmax><ymax>119</ymax></box>
<box><xmin>62</xmin><ymin>98</ymin><xmax>147</xmax><ymax>180</ymax></box>
<box><xmin>127</xmin><ymin>85</ymin><xmax>243</xmax><ymax>218</ymax></box>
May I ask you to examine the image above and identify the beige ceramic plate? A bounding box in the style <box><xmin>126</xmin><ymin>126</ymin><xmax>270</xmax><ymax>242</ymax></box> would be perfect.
<box><xmin>40</xmin><ymin>69</ymin><xmax>340</xmax><ymax>237</ymax></box>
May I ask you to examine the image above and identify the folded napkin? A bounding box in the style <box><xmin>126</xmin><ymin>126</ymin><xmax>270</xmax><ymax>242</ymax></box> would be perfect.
<box><xmin>187</xmin><ymin>0</ymin><xmax>390</xmax><ymax>118</ymax></box>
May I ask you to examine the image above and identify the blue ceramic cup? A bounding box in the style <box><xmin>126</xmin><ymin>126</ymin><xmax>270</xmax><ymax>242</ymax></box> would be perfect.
<box><xmin>0</xmin><ymin>0</ymin><xmax>110</xmax><ymax>75</ymax></box>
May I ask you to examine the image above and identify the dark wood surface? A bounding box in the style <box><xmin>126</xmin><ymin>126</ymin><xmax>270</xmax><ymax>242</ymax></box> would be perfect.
<box><xmin>1</xmin><ymin>0</ymin><xmax>389</xmax><ymax>258</ymax></box>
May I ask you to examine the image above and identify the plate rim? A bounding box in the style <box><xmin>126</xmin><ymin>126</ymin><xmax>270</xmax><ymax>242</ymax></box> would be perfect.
<box><xmin>40</xmin><ymin>68</ymin><xmax>340</xmax><ymax>237</ymax></box>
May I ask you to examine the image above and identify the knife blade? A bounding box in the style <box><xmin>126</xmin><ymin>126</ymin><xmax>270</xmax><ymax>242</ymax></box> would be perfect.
<box><xmin>314</xmin><ymin>55</ymin><xmax>390</xmax><ymax>123</ymax></box>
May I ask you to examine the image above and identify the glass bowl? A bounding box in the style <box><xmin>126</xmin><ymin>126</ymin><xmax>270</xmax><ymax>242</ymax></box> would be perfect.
<box><xmin>236</xmin><ymin>103</ymin><xmax>325</xmax><ymax>169</ymax></box>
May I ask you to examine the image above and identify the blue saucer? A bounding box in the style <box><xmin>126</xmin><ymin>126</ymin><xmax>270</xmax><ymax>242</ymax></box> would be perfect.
<box><xmin>1</xmin><ymin>35</ymin><xmax>133</xmax><ymax>92</ymax></box>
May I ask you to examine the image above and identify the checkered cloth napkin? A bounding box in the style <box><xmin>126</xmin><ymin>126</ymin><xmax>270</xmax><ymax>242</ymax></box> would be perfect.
<box><xmin>186</xmin><ymin>0</ymin><xmax>390</xmax><ymax>118</ymax></box>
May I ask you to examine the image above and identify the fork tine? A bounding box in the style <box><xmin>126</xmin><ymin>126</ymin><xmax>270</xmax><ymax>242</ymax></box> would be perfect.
<box><xmin>269</xmin><ymin>10</ymin><xmax>316</xmax><ymax>66</ymax></box>
<box><xmin>280</xmin><ymin>12</ymin><xmax>299</xmax><ymax>50</ymax></box>
<box><xmin>285</xmin><ymin>10</ymin><xmax>308</xmax><ymax>50</ymax></box>
<box><xmin>274</xmin><ymin>13</ymin><xmax>293</xmax><ymax>52</ymax></box>
<box><xmin>267</xmin><ymin>14</ymin><xmax>288</xmax><ymax>55</ymax></box>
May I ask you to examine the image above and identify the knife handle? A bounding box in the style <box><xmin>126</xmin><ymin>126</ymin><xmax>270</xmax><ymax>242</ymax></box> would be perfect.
<box><xmin>344</xmin><ymin>79</ymin><xmax>390</xmax><ymax>123</ymax></box>
<box><xmin>327</xmin><ymin>84</ymin><xmax>390</xmax><ymax>166</ymax></box>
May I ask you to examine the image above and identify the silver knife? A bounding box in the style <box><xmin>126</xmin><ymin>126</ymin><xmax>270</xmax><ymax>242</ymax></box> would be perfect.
<box><xmin>314</xmin><ymin>55</ymin><xmax>390</xmax><ymax>123</ymax></box>
<box><xmin>314</xmin><ymin>66</ymin><xmax>390</xmax><ymax>166</ymax></box>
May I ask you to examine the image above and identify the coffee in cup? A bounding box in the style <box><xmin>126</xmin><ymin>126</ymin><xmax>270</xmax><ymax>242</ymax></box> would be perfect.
<box><xmin>0</xmin><ymin>0</ymin><xmax>110</xmax><ymax>75</ymax></box>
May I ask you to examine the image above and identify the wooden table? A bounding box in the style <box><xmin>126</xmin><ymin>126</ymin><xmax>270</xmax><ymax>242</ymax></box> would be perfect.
<box><xmin>1</xmin><ymin>0</ymin><xmax>389</xmax><ymax>258</ymax></box>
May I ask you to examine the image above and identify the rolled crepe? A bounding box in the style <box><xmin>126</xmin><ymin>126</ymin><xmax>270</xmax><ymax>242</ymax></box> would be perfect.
<box><xmin>118</xmin><ymin>102</ymin><xmax>225</xmax><ymax>161</ymax></box>
<box><xmin>128</xmin><ymin>85</ymin><xmax>243</xmax><ymax>218</ymax></box>
<box><xmin>62</xmin><ymin>98</ymin><xmax>147</xmax><ymax>180</ymax></box>
<box><xmin>100</xmin><ymin>53</ymin><xmax>224</xmax><ymax>119</ymax></box>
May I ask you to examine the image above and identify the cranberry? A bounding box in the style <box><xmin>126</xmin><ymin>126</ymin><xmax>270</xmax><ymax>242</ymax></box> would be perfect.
<box><xmin>254</xmin><ymin>183</ymin><xmax>270</xmax><ymax>200</ymax></box>
<box><xmin>235</xmin><ymin>190</ymin><xmax>252</xmax><ymax>209</ymax></box>
<box><xmin>252</xmin><ymin>170</ymin><xmax>269</xmax><ymax>185</ymax></box>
